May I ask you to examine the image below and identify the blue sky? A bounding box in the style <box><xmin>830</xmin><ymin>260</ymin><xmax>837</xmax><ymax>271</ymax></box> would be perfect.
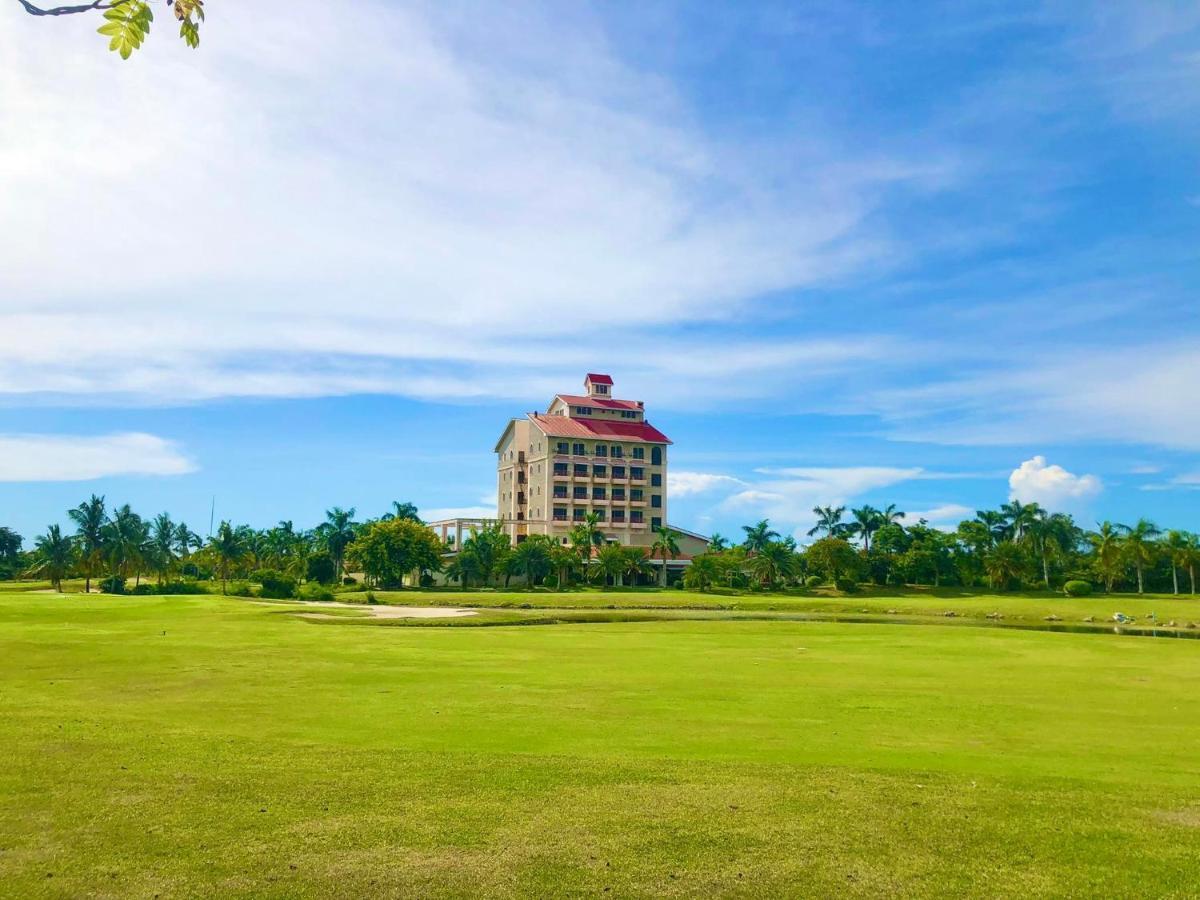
<box><xmin>2</xmin><ymin>0</ymin><xmax>1199</xmax><ymax>542</ymax></box>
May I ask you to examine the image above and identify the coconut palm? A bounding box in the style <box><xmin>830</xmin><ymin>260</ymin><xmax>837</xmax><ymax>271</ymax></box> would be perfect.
<box><xmin>1163</xmin><ymin>530</ymin><xmax>1193</xmax><ymax>596</ymax></box>
<box><xmin>650</xmin><ymin>526</ymin><xmax>681</xmax><ymax>587</ymax></box>
<box><xmin>321</xmin><ymin>507</ymin><xmax>358</xmax><ymax>581</ymax></box>
<box><xmin>149</xmin><ymin>512</ymin><xmax>177</xmax><ymax>585</ymax></box>
<box><xmin>848</xmin><ymin>505</ymin><xmax>881</xmax><ymax>552</ymax></box>
<box><xmin>209</xmin><ymin>520</ymin><xmax>247</xmax><ymax>594</ymax></box>
<box><xmin>383</xmin><ymin>501</ymin><xmax>421</xmax><ymax>523</ymax></box>
<box><xmin>68</xmin><ymin>493</ymin><xmax>107</xmax><ymax>593</ymax></box>
<box><xmin>741</xmin><ymin>519</ymin><xmax>779</xmax><ymax>554</ymax></box>
<box><xmin>30</xmin><ymin>524</ymin><xmax>75</xmax><ymax>591</ymax></box>
<box><xmin>569</xmin><ymin>512</ymin><xmax>605</xmax><ymax>581</ymax></box>
<box><xmin>1027</xmin><ymin>511</ymin><xmax>1078</xmax><ymax>590</ymax></box>
<box><xmin>1118</xmin><ymin>518</ymin><xmax>1161</xmax><ymax>595</ymax></box>
<box><xmin>1087</xmin><ymin>521</ymin><xmax>1124</xmax><ymax>593</ymax></box>
<box><xmin>707</xmin><ymin>533</ymin><xmax>729</xmax><ymax>552</ymax></box>
<box><xmin>880</xmin><ymin>504</ymin><xmax>906</xmax><ymax>527</ymax></box>
<box><xmin>104</xmin><ymin>504</ymin><xmax>145</xmax><ymax>581</ymax></box>
<box><xmin>596</xmin><ymin>542</ymin><xmax>627</xmax><ymax>586</ymax></box>
<box><xmin>748</xmin><ymin>541</ymin><xmax>794</xmax><ymax>586</ymax></box>
<box><xmin>1182</xmin><ymin>532</ymin><xmax>1200</xmax><ymax>596</ymax></box>
<box><xmin>807</xmin><ymin>505</ymin><xmax>847</xmax><ymax>538</ymax></box>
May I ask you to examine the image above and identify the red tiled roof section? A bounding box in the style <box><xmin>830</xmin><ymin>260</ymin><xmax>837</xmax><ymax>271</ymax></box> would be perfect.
<box><xmin>529</xmin><ymin>413</ymin><xmax>672</xmax><ymax>444</ymax></box>
<box><xmin>585</xmin><ymin>373</ymin><xmax>613</xmax><ymax>385</ymax></box>
<box><xmin>555</xmin><ymin>393</ymin><xmax>641</xmax><ymax>411</ymax></box>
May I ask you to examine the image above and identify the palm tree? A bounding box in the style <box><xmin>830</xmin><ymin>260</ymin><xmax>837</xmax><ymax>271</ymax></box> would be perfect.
<box><xmin>807</xmin><ymin>505</ymin><xmax>847</xmax><ymax>538</ymax></box>
<box><xmin>984</xmin><ymin>541</ymin><xmax>1027</xmax><ymax>591</ymax></box>
<box><xmin>741</xmin><ymin>519</ymin><xmax>779</xmax><ymax>554</ymax></box>
<box><xmin>848</xmin><ymin>505</ymin><xmax>881</xmax><ymax>552</ymax></box>
<box><xmin>173</xmin><ymin>522</ymin><xmax>201</xmax><ymax>574</ymax></box>
<box><xmin>209</xmin><ymin>521</ymin><xmax>247</xmax><ymax>594</ymax></box>
<box><xmin>682</xmin><ymin>553</ymin><xmax>721</xmax><ymax>591</ymax></box>
<box><xmin>707</xmin><ymin>533</ymin><xmax>729</xmax><ymax>552</ymax></box>
<box><xmin>596</xmin><ymin>542</ymin><xmax>627</xmax><ymax>586</ymax></box>
<box><xmin>974</xmin><ymin>510</ymin><xmax>1008</xmax><ymax>547</ymax></box>
<box><xmin>748</xmin><ymin>541</ymin><xmax>793</xmax><ymax>586</ymax></box>
<box><xmin>149</xmin><ymin>513</ymin><xmax>177</xmax><ymax>585</ymax></box>
<box><xmin>1087</xmin><ymin>521</ymin><xmax>1124</xmax><ymax>593</ymax></box>
<box><xmin>569</xmin><ymin>513</ymin><xmax>605</xmax><ymax>582</ymax></box>
<box><xmin>104</xmin><ymin>504</ymin><xmax>145</xmax><ymax>581</ymax></box>
<box><xmin>383</xmin><ymin>501</ymin><xmax>421</xmax><ymax>523</ymax></box>
<box><xmin>880</xmin><ymin>504</ymin><xmax>906</xmax><ymax>527</ymax></box>
<box><xmin>68</xmin><ymin>493</ymin><xmax>107</xmax><ymax>593</ymax></box>
<box><xmin>1118</xmin><ymin>518</ymin><xmax>1161</xmax><ymax>595</ymax></box>
<box><xmin>1000</xmin><ymin>499</ymin><xmax>1042</xmax><ymax>543</ymax></box>
<box><xmin>1163</xmin><ymin>530</ymin><xmax>1192</xmax><ymax>596</ymax></box>
<box><xmin>550</xmin><ymin>543</ymin><xmax>578</xmax><ymax>588</ymax></box>
<box><xmin>1027</xmin><ymin>511</ymin><xmax>1078</xmax><ymax>590</ymax></box>
<box><xmin>509</xmin><ymin>536</ymin><xmax>553</xmax><ymax>587</ymax></box>
<box><xmin>322</xmin><ymin>507</ymin><xmax>358</xmax><ymax>581</ymax></box>
<box><xmin>620</xmin><ymin>546</ymin><xmax>653</xmax><ymax>586</ymax></box>
<box><xmin>650</xmin><ymin>526</ymin><xmax>681</xmax><ymax>587</ymax></box>
<box><xmin>1182</xmin><ymin>532</ymin><xmax>1200</xmax><ymax>596</ymax></box>
<box><xmin>30</xmin><ymin>524</ymin><xmax>75</xmax><ymax>591</ymax></box>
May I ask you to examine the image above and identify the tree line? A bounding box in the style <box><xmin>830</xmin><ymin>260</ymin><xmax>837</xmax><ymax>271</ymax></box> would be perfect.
<box><xmin>683</xmin><ymin>502</ymin><xmax>1198</xmax><ymax>595</ymax></box>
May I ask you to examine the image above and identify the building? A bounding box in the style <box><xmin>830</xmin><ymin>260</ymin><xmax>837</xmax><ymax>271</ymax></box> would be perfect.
<box><xmin>492</xmin><ymin>374</ymin><xmax>707</xmax><ymax>560</ymax></box>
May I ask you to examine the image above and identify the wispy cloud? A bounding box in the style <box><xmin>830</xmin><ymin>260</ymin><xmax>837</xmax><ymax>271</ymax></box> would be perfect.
<box><xmin>0</xmin><ymin>433</ymin><xmax>195</xmax><ymax>482</ymax></box>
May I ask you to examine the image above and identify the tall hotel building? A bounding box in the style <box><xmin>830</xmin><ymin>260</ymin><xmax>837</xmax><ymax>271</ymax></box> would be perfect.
<box><xmin>493</xmin><ymin>374</ymin><xmax>673</xmax><ymax>547</ymax></box>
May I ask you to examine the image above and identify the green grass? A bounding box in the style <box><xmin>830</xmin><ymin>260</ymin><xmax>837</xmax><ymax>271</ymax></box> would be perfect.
<box><xmin>2</xmin><ymin>591</ymin><xmax>1199</xmax><ymax>897</ymax></box>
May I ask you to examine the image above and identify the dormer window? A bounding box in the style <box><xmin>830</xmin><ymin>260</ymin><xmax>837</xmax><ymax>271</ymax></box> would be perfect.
<box><xmin>584</xmin><ymin>373</ymin><xmax>614</xmax><ymax>398</ymax></box>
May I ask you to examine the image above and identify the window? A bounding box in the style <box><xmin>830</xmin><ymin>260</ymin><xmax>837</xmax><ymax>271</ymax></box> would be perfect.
<box><xmin>611</xmin><ymin>445</ymin><xmax>623</xmax><ymax>458</ymax></box>
<box><xmin>553</xmin><ymin>507</ymin><xmax>567</xmax><ymax>521</ymax></box>
<box><xmin>553</xmin><ymin>463</ymin><xmax>568</xmax><ymax>476</ymax></box>
<box><xmin>651</xmin><ymin>494</ymin><xmax>662</xmax><ymax>508</ymax></box>
<box><xmin>573</xmin><ymin>487</ymin><xmax>587</xmax><ymax>499</ymax></box>
<box><xmin>631</xmin><ymin>467</ymin><xmax>644</xmax><ymax>480</ymax></box>
<box><xmin>631</xmin><ymin>488</ymin><xmax>643</xmax><ymax>502</ymax></box>
<box><xmin>594</xmin><ymin>509</ymin><xmax>606</xmax><ymax>521</ymax></box>
<box><xmin>632</xmin><ymin>447</ymin><xmax>645</xmax><ymax>460</ymax></box>
<box><xmin>595</xmin><ymin>384</ymin><xmax>608</xmax><ymax>395</ymax></box>
<box><xmin>612</xmin><ymin>509</ymin><xmax>626</xmax><ymax>522</ymax></box>
<box><xmin>573</xmin><ymin>508</ymin><xmax>586</xmax><ymax>521</ymax></box>
<box><xmin>573</xmin><ymin>406</ymin><xmax>594</xmax><ymax>415</ymax></box>
<box><xmin>572</xmin><ymin>443</ymin><xmax>586</xmax><ymax>456</ymax></box>
<box><xmin>592</xmin><ymin>487</ymin><xmax>606</xmax><ymax>500</ymax></box>
<box><xmin>595</xmin><ymin>445</ymin><xmax>607</xmax><ymax>457</ymax></box>
<box><xmin>651</xmin><ymin>516</ymin><xmax>662</xmax><ymax>530</ymax></box>
<box><xmin>621</xmin><ymin>410</ymin><xmax>637</xmax><ymax>419</ymax></box>
<box><xmin>573</xmin><ymin>463</ymin><xmax>588</xmax><ymax>476</ymax></box>
<box><xmin>553</xmin><ymin>486</ymin><xmax>567</xmax><ymax>498</ymax></box>
<box><xmin>631</xmin><ymin>510</ymin><xmax>644</xmax><ymax>523</ymax></box>
<box><xmin>612</xmin><ymin>487</ymin><xmax>625</xmax><ymax>500</ymax></box>
<box><xmin>556</xmin><ymin>441</ymin><xmax>569</xmax><ymax>454</ymax></box>
<box><xmin>650</xmin><ymin>473</ymin><xmax>662</xmax><ymax>487</ymax></box>
<box><xmin>651</xmin><ymin>447</ymin><xmax>663</xmax><ymax>466</ymax></box>
<box><xmin>612</xmin><ymin>465</ymin><xmax>626</xmax><ymax>478</ymax></box>
<box><xmin>592</xmin><ymin>465</ymin><xmax>606</xmax><ymax>477</ymax></box>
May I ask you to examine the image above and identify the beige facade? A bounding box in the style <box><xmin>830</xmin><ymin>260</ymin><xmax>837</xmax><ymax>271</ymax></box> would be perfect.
<box><xmin>494</xmin><ymin>374</ymin><xmax>689</xmax><ymax>551</ymax></box>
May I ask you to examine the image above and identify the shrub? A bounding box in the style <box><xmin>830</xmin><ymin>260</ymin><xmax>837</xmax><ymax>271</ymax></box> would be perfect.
<box><xmin>99</xmin><ymin>575</ymin><xmax>126</xmax><ymax>594</ymax></box>
<box><xmin>298</xmin><ymin>583</ymin><xmax>335</xmax><ymax>602</ymax></box>
<box><xmin>419</xmin><ymin>572</ymin><xmax>434</xmax><ymax>588</ymax></box>
<box><xmin>804</xmin><ymin>575</ymin><xmax>824</xmax><ymax>589</ymax></box>
<box><xmin>834</xmin><ymin>577</ymin><xmax>858</xmax><ymax>593</ymax></box>
<box><xmin>253</xmin><ymin>569</ymin><xmax>297</xmax><ymax>599</ymax></box>
<box><xmin>1064</xmin><ymin>580</ymin><xmax>1093</xmax><ymax>597</ymax></box>
<box><xmin>365</xmin><ymin>591</ymin><xmax>378</xmax><ymax>604</ymax></box>
<box><xmin>342</xmin><ymin>576</ymin><xmax>358</xmax><ymax>586</ymax></box>
<box><xmin>306</xmin><ymin>552</ymin><xmax>336</xmax><ymax>585</ymax></box>
<box><xmin>542</xmin><ymin>574</ymin><xmax>559</xmax><ymax>589</ymax></box>
<box><xmin>159</xmin><ymin>581</ymin><xmax>207</xmax><ymax>595</ymax></box>
<box><xmin>228</xmin><ymin>581</ymin><xmax>255</xmax><ymax>597</ymax></box>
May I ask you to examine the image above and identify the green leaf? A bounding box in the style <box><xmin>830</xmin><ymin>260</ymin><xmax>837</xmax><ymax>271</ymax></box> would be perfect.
<box><xmin>97</xmin><ymin>0</ymin><xmax>153</xmax><ymax>60</ymax></box>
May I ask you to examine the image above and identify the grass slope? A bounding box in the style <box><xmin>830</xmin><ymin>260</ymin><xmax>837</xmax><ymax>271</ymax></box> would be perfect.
<box><xmin>1</xmin><ymin>592</ymin><xmax>1198</xmax><ymax>897</ymax></box>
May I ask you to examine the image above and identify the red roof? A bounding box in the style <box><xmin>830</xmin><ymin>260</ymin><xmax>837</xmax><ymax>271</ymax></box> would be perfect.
<box><xmin>585</xmin><ymin>373</ymin><xmax>613</xmax><ymax>385</ymax></box>
<box><xmin>555</xmin><ymin>393</ymin><xmax>641</xmax><ymax>411</ymax></box>
<box><xmin>529</xmin><ymin>413</ymin><xmax>671</xmax><ymax>444</ymax></box>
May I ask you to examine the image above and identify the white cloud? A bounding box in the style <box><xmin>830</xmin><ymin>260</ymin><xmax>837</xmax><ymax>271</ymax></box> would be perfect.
<box><xmin>0</xmin><ymin>2</ymin><xmax>936</xmax><ymax>407</ymax></box>
<box><xmin>1008</xmin><ymin>456</ymin><xmax>1101</xmax><ymax>511</ymax></box>
<box><xmin>421</xmin><ymin>506</ymin><xmax>498</xmax><ymax>522</ymax></box>
<box><xmin>0</xmin><ymin>433</ymin><xmax>195</xmax><ymax>482</ymax></box>
<box><xmin>668</xmin><ymin>471</ymin><xmax>746</xmax><ymax>497</ymax></box>
<box><xmin>906</xmin><ymin>503</ymin><xmax>974</xmax><ymax>529</ymax></box>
